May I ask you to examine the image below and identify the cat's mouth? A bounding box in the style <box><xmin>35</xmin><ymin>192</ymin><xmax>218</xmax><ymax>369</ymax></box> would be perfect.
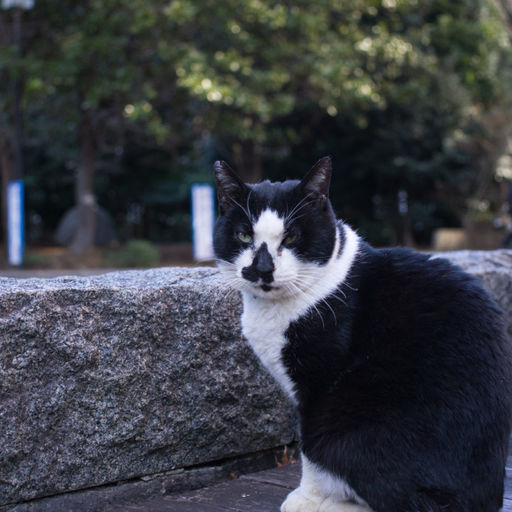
<box><xmin>260</xmin><ymin>284</ymin><xmax>278</xmax><ymax>292</ymax></box>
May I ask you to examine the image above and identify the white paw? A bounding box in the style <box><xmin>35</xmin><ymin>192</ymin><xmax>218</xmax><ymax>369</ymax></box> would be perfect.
<box><xmin>281</xmin><ymin>488</ymin><xmax>321</xmax><ymax>512</ymax></box>
<box><xmin>319</xmin><ymin>499</ymin><xmax>374</xmax><ymax>512</ymax></box>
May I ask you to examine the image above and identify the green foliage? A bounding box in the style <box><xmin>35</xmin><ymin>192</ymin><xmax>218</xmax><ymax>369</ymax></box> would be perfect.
<box><xmin>166</xmin><ymin>0</ymin><xmax>512</xmax><ymax>142</ymax></box>
<box><xmin>106</xmin><ymin>239</ymin><xmax>160</xmax><ymax>268</ymax></box>
<box><xmin>1</xmin><ymin>0</ymin><xmax>511</xmax><ymax>247</ymax></box>
<box><xmin>22</xmin><ymin>251</ymin><xmax>51</xmax><ymax>268</ymax></box>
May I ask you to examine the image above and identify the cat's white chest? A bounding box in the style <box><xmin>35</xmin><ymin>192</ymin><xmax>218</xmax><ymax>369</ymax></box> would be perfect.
<box><xmin>241</xmin><ymin>294</ymin><xmax>298</xmax><ymax>401</ymax></box>
<box><xmin>239</xmin><ymin>224</ymin><xmax>360</xmax><ymax>402</ymax></box>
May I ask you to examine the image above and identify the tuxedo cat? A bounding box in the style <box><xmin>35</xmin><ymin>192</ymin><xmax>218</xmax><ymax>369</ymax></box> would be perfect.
<box><xmin>213</xmin><ymin>156</ymin><xmax>512</xmax><ymax>512</ymax></box>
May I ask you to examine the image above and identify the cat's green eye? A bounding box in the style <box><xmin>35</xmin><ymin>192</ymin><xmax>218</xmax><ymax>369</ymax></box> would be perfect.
<box><xmin>283</xmin><ymin>234</ymin><xmax>297</xmax><ymax>246</ymax></box>
<box><xmin>237</xmin><ymin>232</ymin><xmax>252</xmax><ymax>244</ymax></box>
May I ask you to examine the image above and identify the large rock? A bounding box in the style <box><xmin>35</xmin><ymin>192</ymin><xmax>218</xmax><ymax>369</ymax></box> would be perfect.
<box><xmin>0</xmin><ymin>250</ymin><xmax>510</xmax><ymax>509</ymax></box>
<box><xmin>54</xmin><ymin>205</ymin><xmax>117</xmax><ymax>247</ymax></box>
<box><xmin>0</xmin><ymin>268</ymin><xmax>295</xmax><ymax>508</ymax></box>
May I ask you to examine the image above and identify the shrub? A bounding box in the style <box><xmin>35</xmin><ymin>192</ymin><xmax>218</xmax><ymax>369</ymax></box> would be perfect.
<box><xmin>106</xmin><ymin>239</ymin><xmax>160</xmax><ymax>268</ymax></box>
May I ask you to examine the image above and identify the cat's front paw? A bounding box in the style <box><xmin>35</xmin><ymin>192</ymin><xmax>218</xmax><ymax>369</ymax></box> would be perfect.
<box><xmin>319</xmin><ymin>499</ymin><xmax>374</xmax><ymax>512</ymax></box>
<box><xmin>280</xmin><ymin>487</ymin><xmax>321</xmax><ymax>512</ymax></box>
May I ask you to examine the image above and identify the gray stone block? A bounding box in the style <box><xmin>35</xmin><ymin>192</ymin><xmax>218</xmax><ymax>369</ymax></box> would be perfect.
<box><xmin>0</xmin><ymin>250</ymin><xmax>510</xmax><ymax>509</ymax></box>
<box><xmin>0</xmin><ymin>268</ymin><xmax>295</xmax><ymax>508</ymax></box>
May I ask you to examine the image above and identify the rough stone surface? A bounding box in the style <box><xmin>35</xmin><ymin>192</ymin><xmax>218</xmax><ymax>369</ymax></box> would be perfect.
<box><xmin>0</xmin><ymin>268</ymin><xmax>295</xmax><ymax>508</ymax></box>
<box><xmin>0</xmin><ymin>250</ymin><xmax>511</xmax><ymax>509</ymax></box>
<box><xmin>5</xmin><ymin>446</ymin><xmax>291</xmax><ymax>512</ymax></box>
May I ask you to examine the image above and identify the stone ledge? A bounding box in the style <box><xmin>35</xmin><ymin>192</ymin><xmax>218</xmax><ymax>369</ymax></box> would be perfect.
<box><xmin>0</xmin><ymin>251</ymin><xmax>511</xmax><ymax>510</ymax></box>
<box><xmin>5</xmin><ymin>445</ymin><xmax>295</xmax><ymax>512</ymax></box>
<box><xmin>0</xmin><ymin>267</ymin><xmax>296</xmax><ymax>509</ymax></box>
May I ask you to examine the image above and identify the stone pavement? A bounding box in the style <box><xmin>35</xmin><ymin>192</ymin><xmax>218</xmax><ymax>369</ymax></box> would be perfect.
<box><xmin>109</xmin><ymin>455</ymin><xmax>512</xmax><ymax>512</ymax></box>
<box><xmin>110</xmin><ymin>462</ymin><xmax>301</xmax><ymax>511</ymax></box>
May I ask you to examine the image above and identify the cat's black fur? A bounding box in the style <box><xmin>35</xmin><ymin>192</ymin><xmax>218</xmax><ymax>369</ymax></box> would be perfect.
<box><xmin>213</xmin><ymin>158</ymin><xmax>512</xmax><ymax>512</ymax></box>
<box><xmin>286</xmin><ymin>243</ymin><xmax>510</xmax><ymax>511</ymax></box>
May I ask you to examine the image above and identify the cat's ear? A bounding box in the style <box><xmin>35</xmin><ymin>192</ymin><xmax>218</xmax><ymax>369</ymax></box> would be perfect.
<box><xmin>213</xmin><ymin>160</ymin><xmax>248</xmax><ymax>215</ymax></box>
<box><xmin>300</xmin><ymin>156</ymin><xmax>332</xmax><ymax>205</ymax></box>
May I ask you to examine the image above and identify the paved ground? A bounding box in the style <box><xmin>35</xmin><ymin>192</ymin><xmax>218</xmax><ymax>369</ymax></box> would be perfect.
<box><xmin>110</xmin><ymin>463</ymin><xmax>301</xmax><ymax>511</ymax></box>
<box><xmin>107</xmin><ymin>452</ymin><xmax>512</xmax><ymax>512</ymax></box>
<box><xmin>0</xmin><ymin>268</ymin><xmax>120</xmax><ymax>278</ymax></box>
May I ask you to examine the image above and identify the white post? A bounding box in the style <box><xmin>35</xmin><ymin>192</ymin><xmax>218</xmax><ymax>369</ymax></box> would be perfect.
<box><xmin>2</xmin><ymin>0</ymin><xmax>34</xmax><ymax>8</ymax></box>
<box><xmin>7</xmin><ymin>180</ymin><xmax>24</xmax><ymax>266</ymax></box>
<box><xmin>191</xmin><ymin>184</ymin><xmax>215</xmax><ymax>262</ymax></box>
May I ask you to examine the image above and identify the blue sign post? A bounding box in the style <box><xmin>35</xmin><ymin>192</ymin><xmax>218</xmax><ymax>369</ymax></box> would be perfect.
<box><xmin>7</xmin><ymin>180</ymin><xmax>24</xmax><ymax>266</ymax></box>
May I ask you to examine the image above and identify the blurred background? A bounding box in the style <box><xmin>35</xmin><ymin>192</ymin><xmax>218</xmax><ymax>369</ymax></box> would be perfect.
<box><xmin>1</xmin><ymin>0</ymin><xmax>512</xmax><ymax>273</ymax></box>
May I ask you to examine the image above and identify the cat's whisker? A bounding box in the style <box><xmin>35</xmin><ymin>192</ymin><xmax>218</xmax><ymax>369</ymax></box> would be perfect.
<box><xmin>284</xmin><ymin>196</ymin><xmax>308</xmax><ymax>222</ymax></box>
<box><xmin>294</xmin><ymin>270</ymin><xmax>322</xmax><ymax>280</ymax></box>
<box><xmin>285</xmin><ymin>212</ymin><xmax>309</xmax><ymax>224</ymax></box>
<box><xmin>285</xmin><ymin>274</ymin><xmax>345</xmax><ymax>320</ymax></box>
<box><xmin>299</xmin><ymin>285</ymin><xmax>337</xmax><ymax>323</ymax></box>
<box><xmin>290</xmin><ymin>272</ymin><xmax>321</xmax><ymax>287</ymax></box>
<box><xmin>328</xmin><ymin>291</ymin><xmax>347</xmax><ymax>306</ymax></box>
<box><xmin>285</xmin><ymin>192</ymin><xmax>315</xmax><ymax>223</ymax></box>
<box><xmin>285</xmin><ymin>195</ymin><xmax>317</xmax><ymax>226</ymax></box>
<box><xmin>215</xmin><ymin>266</ymin><xmax>247</xmax><ymax>294</ymax></box>
<box><xmin>211</xmin><ymin>280</ymin><xmax>239</xmax><ymax>311</ymax></box>
<box><xmin>319</xmin><ymin>297</ymin><xmax>338</xmax><ymax>325</ymax></box>
<box><xmin>246</xmin><ymin>188</ymin><xmax>255</xmax><ymax>223</ymax></box>
<box><xmin>285</xmin><ymin>281</ymin><xmax>326</xmax><ymax>329</ymax></box>
<box><xmin>216</xmin><ymin>258</ymin><xmax>237</xmax><ymax>266</ymax></box>
<box><xmin>228</xmin><ymin>197</ymin><xmax>253</xmax><ymax>223</ymax></box>
<box><xmin>285</xmin><ymin>199</ymin><xmax>317</xmax><ymax>226</ymax></box>
<box><xmin>341</xmin><ymin>281</ymin><xmax>358</xmax><ymax>292</ymax></box>
<box><xmin>216</xmin><ymin>288</ymin><xmax>237</xmax><ymax>308</ymax></box>
<box><xmin>292</xmin><ymin>269</ymin><xmax>349</xmax><ymax>307</ymax></box>
<box><xmin>274</xmin><ymin>272</ymin><xmax>303</xmax><ymax>284</ymax></box>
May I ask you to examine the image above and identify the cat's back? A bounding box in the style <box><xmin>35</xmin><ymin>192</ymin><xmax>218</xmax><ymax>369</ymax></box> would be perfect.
<box><xmin>346</xmin><ymin>244</ymin><xmax>511</xmax><ymax>412</ymax></box>
<box><xmin>302</xmin><ymin>245</ymin><xmax>512</xmax><ymax>511</ymax></box>
<box><xmin>353</xmin><ymin>245</ymin><xmax>505</xmax><ymax>345</ymax></box>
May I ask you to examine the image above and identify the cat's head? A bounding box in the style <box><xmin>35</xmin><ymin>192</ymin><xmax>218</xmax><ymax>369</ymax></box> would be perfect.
<box><xmin>213</xmin><ymin>157</ymin><xmax>340</xmax><ymax>299</ymax></box>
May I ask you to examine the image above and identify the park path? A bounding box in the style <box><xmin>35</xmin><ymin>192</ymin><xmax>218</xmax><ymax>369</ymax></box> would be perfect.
<box><xmin>110</xmin><ymin>463</ymin><xmax>300</xmax><ymax>511</ymax></box>
<box><xmin>111</xmin><ymin>453</ymin><xmax>512</xmax><ymax>512</ymax></box>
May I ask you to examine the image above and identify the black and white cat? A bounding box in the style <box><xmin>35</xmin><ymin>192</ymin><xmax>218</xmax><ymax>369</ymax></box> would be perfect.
<box><xmin>213</xmin><ymin>156</ymin><xmax>512</xmax><ymax>512</ymax></box>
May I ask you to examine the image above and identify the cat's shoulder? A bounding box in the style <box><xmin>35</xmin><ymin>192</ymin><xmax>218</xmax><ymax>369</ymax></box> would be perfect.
<box><xmin>358</xmin><ymin>243</ymin><xmax>477</xmax><ymax>284</ymax></box>
<box><xmin>352</xmin><ymin>243</ymin><xmax>500</xmax><ymax>319</ymax></box>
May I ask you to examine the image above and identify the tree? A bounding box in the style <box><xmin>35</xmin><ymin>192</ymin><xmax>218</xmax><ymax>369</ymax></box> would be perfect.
<box><xmin>163</xmin><ymin>0</ymin><xmax>512</xmax><ymax>243</ymax></box>
<box><xmin>3</xmin><ymin>0</ymin><xmax>511</xmax><ymax>249</ymax></box>
<box><xmin>18</xmin><ymin>0</ymin><xmax>161</xmax><ymax>254</ymax></box>
<box><xmin>161</xmin><ymin>0</ymin><xmax>511</xmax><ymax>190</ymax></box>
<box><xmin>0</xmin><ymin>7</ymin><xmax>25</xmax><ymax>248</ymax></box>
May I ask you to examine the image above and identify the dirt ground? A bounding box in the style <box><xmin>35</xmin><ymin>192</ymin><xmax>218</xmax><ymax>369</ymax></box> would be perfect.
<box><xmin>0</xmin><ymin>243</ymin><xmax>208</xmax><ymax>278</ymax></box>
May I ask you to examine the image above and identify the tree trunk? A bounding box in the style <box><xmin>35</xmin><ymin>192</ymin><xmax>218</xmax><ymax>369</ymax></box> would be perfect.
<box><xmin>232</xmin><ymin>140</ymin><xmax>262</xmax><ymax>183</ymax></box>
<box><xmin>70</xmin><ymin>114</ymin><xmax>97</xmax><ymax>256</ymax></box>
<box><xmin>0</xmin><ymin>131</ymin><xmax>15</xmax><ymax>250</ymax></box>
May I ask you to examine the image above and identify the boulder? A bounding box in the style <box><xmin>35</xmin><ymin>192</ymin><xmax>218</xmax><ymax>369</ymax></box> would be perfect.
<box><xmin>0</xmin><ymin>268</ymin><xmax>295</xmax><ymax>508</ymax></box>
<box><xmin>55</xmin><ymin>206</ymin><xmax>116</xmax><ymax>247</ymax></box>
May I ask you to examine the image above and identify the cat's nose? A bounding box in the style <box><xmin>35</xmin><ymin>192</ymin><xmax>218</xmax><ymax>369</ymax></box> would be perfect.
<box><xmin>254</xmin><ymin>243</ymin><xmax>274</xmax><ymax>281</ymax></box>
<box><xmin>242</xmin><ymin>243</ymin><xmax>275</xmax><ymax>283</ymax></box>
